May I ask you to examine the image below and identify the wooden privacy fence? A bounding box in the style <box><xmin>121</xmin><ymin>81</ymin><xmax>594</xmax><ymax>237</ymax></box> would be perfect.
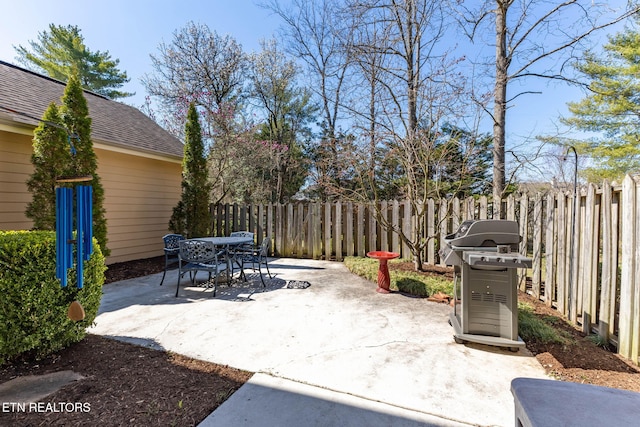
<box><xmin>210</xmin><ymin>174</ymin><xmax>640</xmax><ymax>364</ymax></box>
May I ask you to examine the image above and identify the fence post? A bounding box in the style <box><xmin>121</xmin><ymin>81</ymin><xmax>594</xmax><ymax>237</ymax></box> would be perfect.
<box><xmin>286</xmin><ymin>203</ymin><xmax>294</xmax><ymax>256</ymax></box>
<box><xmin>544</xmin><ymin>192</ymin><xmax>556</xmax><ymax>307</ymax></box>
<box><xmin>619</xmin><ymin>175</ymin><xmax>640</xmax><ymax>363</ymax></box>
<box><xmin>531</xmin><ymin>193</ymin><xmax>543</xmax><ymax>299</ymax></box>
<box><xmin>518</xmin><ymin>193</ymin><xmax>529</xmax><ymax>291</ymax></box>
<box><xmin>267</xmin><ymin>203</ymin><xmax>274</xmax><ymax>253</ymax></box>
<box><xmin>438</xmin><ymin>200</ymin><xmax>448</xmax><ymax>266</ymax></box>
<box><xmin>357</xmin><ymin>203</ymin><xmax>365</xmax><ymax>257</ymax></box>
<box><xmin>391</xmin><ymin>200</ymin><xmax>400</xmax><ymax>255</ymax></box>
<box><xmin>369</xmin><ymin>203</ymin><xmax>378</xmax><ymax>254</ymax></box>
<box><xmin>273</xmin><ymin>203</ymin><xmax>282</xmax><ymax>256</ymax></box>
<box><xmin>556</xmin><ymin>193</ymin><xmax>567</xmax><ymax>315</ymax></box>
<box><xmin>335</xmin><ymin>201</ymin><xmax>343</xmax><ymax>261</ymax></box>
<box><xmin>257</xmin><ymin>204</ymin><xmax>265</xmax><ymax>243</ymax></box>
<box><xmin>380</xmin><ymin>200</ymin><xmax>388</xmax><ymax>252</ymax></box>
<box><xmin>312</xmin><ymin>202</ymin><xmax>322</xmax><ymax>259</ymax></box>
<box><xmin>479</xmin><ymin>196</ymin><xmax>488</xmax><ymax>220</ymax></box>
<box><xmin>598</xmin><ymin>180</ymin><xmax>613</xmax><ymax>342</ymax></box>
<box><xmin>345</xmin><ymin>202</ymin><xmax>354</xmax><ymax>257</ymax></box>
<box><xmin>427</xmin><ymin>198</ymin><xmax>435</xmax><ymax>264</ymax></box>
<box><xmin>324</xmin><ymin>201</ymin><xmax>332</xmax><ymax>260</ymax></box>
<box><xmin>402</xmin><ymin>200</ymin><xmax>411</xmax><ymax>259</ymax></box>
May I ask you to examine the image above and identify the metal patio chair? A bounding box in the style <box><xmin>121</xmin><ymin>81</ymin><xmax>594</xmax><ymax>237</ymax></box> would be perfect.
<box><xmin>228</xmin><ymin>231</ymin><xmax>255</xmax><ymax>278</ymax></box>
<box><xmin>235</xmin><ymin>235</ymin><xmax>273</xmax><ymax>288</ymax></box>
<box><xmin>176</xmin><ymin>240</ymin><xmax>229</xmax><ymax>297</ymax></box>
<box><xmin>160</xmin><ymin>233</ymin><xmax>185</xmax><ymax>286</ymax></box>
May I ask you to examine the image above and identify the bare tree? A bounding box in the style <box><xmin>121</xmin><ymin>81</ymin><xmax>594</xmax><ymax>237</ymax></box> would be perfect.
<box><xmin>142</xmin><ymin>21</ymin><xmax>247</xmax><ymax>139</ymax></box>
<box><xmin>334</xmin><ymin>0</ymin><xmax>479</xmax><ymax>270</ymax></box>
<box><xmin>263</xmin><ymin>0</ymin><xmax>356</xmax><ymax>199</ymax></box>
<box><xmin>142</xmin><ymin>21</ymin><xmax>250</xmax><ymax>205</ymax></box>
<box><xmin>456</xmin><ymin>1</ymin><xmax>639</xmax><ymax>212</ymax></box>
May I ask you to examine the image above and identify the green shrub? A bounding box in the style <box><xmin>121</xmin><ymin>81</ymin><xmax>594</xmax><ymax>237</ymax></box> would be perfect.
<box><xmin>0</xmin><ymin>230</ymin><xmax>105</xmax><ymax>364</ymax></box>
<box><xmin>517</xmin><ymin>302</ymin><xmax>569</xmax><ymax>345</ymax></box>
<box><xmin>343</xmin><ymin>256</ymin><xmax>453</xmax><ymax>297</ymax></box>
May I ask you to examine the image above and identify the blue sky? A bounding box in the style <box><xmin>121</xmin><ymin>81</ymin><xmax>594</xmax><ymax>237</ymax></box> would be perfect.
<box><xmin>0</xmin><ymin>0</ymin><xmax>632</xmax><ymax>180</ymax></box>
<box><xmin>0</xmin><ymin>0</ymin><xmax>281</xmax><ymax>109</ymax></box>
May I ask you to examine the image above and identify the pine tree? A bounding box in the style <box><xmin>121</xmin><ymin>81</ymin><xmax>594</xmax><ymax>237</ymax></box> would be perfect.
<box><xmin>562</xmin><ymin>18</ymin><xmax>640</xmax><ymax>181</ymax></box>
<box><xmin>170</xmin><ymin>103</ymin><xmax>211</xmax><ymax>238</ymax></box>
<box><xmin>15</xmin><ymin>24</ymin><xmax>132</xmax><ymax>99</ymax></box>
<box><xmin>60</xmin><ymin>71</ymin><xmax>110</xmax><ymax>256</ymax></box>
<box><xmin>25</xmin><ymin>103</ymin><xmax>73</xmax><ymax>229</ymax></box>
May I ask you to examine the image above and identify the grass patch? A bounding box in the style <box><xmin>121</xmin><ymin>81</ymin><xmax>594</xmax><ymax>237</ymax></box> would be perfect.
<box><xmin>345</xmin><ymin>256</ymin><xmax>571</xmax><ymax>347</ymax></box>
<box><xmin>586</xmin><ymin>334</ymin><xmax>611</xmax><ymax>351</ymax></box>
<box><xmin>518</xmin><ymin>302</ymin><xmax>570</xmax><ymax>345</ymax></box>
<box><xmin>343</xmin><ymin>256</ymin><xmax>453</xmax><ymax>297</ymax></box>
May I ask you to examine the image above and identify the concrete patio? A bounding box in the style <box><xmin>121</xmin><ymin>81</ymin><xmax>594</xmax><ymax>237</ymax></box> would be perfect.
<box><xmin>90</xmin><ymin>258</ymin><xmax>549</xmax><ymax>426</ymax></box>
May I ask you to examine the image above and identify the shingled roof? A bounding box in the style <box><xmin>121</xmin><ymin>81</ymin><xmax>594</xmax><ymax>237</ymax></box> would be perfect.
<box><xmin>0</xmin><ymin>60</ymin><xmax>183</xmax><ymax>159</ymax></box>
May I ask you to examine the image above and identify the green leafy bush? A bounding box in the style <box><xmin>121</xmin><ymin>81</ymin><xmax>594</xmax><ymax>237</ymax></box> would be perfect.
<box><xmin>517</xmin><ymin>302</ymin><xmax>569</xmax><ymax>345</ymax></box>
<box><xmin>0</xmin><ymin>230</ymin><xmax>105</xmax><ymax>364</ymax></box>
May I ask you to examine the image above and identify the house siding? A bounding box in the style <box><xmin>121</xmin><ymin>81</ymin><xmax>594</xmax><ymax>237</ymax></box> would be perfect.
<box><xmin>0</xmin><ymin>130</ymin><xmax>182</xmax><ymax>264</ymax></box>
<box><xmin>0</xmin><ymin>130</ymin><xmax>33</xmax><ymax>231</ymax></box>
<box><xmin>97</xmin><ymin>148</ymin><xmax>182</xmax><ymax>264</ymax></box>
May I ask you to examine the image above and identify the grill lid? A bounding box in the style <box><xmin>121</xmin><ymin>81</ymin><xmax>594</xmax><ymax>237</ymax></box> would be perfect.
<box><xmin>444</xmin><ymin>220</ymin><xmax>521</xmax><ymax>248</ymax></box>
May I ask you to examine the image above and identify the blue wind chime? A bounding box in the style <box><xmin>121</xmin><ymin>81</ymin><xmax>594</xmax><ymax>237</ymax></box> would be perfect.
<box><xmin>54</xmin><ymin>135</ymin><xmax>94</xmax><ymax>321</ymax></box>
<box><xmin>55</xmin><ymin>136</ymin><xmax>93</xmax><ymax>289</ymax></box>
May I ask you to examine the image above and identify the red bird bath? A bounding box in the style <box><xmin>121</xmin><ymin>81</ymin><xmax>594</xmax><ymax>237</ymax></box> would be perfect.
<box><xmin>366</xmin><ymin>251</ymin><xmax>400</xmax><ymax>293</ymax></box>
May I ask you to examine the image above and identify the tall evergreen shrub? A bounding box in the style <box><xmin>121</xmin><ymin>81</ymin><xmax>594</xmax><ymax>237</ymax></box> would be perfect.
<box><xmin>25</xmin><ymin>103</ymin><xmax>72</xmax><ymax>229</ymax></box>
<box><xmin>170</xmin><ymin>103</ymin><xmax>211</xmax><ymax>237</ymax></box>
<box><xmin>61</xmin><ymin>72</ymin><xmax>109</xmax><ymax>256</ymax></box>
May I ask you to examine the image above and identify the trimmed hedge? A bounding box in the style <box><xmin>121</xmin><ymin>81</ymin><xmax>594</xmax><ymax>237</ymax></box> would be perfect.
<box><xmin>0</xmin><ymin>230</ymin><xmax>105</xmax><ymax>364</ymax></box>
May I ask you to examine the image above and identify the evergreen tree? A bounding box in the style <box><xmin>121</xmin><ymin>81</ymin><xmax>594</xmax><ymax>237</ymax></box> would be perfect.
<box><xmin>170</xmin><ymin>103</ymin><xmax>211</xmax><ymax>238</ymax></box>
<box><xmin>25</xmin><ymin>103</ymin><xmax>72</xmax><ymax>229</ymax></box>
<box><xmin>15</xmin><ymin>24</ymin><xmax>132</xmax><ymax>99</ymax></box>
<box><xmin>562</xmin><ymin>17</ymin><xmax>640</xmax><ymax>181</ymax></box>
<box><xmin>432</xmin><ymin>125</ymin><xmax>492</xmax><ymax>198</ymax></box>
<box><xmin>60</xmin><ymin>71</ymin><xmax>109</xmax><ymax>256</ymax></box>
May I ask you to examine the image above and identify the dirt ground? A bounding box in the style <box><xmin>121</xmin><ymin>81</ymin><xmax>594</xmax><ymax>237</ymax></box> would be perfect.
<box><xmin>2</xmin><ymin>257</ymin><xmax>640</xmax><ymax>426</ymax></box>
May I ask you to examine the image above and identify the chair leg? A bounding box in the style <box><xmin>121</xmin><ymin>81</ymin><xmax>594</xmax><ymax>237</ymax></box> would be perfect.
<box><xmin>160</xmin><ymin>254</ymin><xmax>169</xmax><ymax>286</ymax></box>
<box><xmin>160</xmin><ymin>269</ymin><xmax>168</xmax><ymax>286</ymax></box>
<box><xmin>211</xmin><ymin>269</ymin><xmax>218</xmax><ymax>297</ymax></box>
<box><xmin>176</xmin><ymin>270</ymin><xmax>182</xmax><ymax>297</ymax></box>
<box><xmin>263</xmin><ymin>257</ymin><xmax>273</xmax><ymax>279</ymax></box>
<box><xmin>258</xmin><ymin>266</ymin><xmax>266</xmax><ymax>288</ymax></box>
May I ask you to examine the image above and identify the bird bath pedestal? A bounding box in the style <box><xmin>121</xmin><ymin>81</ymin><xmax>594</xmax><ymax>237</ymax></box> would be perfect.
<box><xmin>366</xmin><ymin>251</ymin><xmax>400</xmax><ymax>293</ymax></box>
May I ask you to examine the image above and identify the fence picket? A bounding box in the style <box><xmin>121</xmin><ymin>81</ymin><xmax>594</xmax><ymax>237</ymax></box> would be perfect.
<box><xmin>392</xmin><ymin>200</ymin><xmax>400</xmax><ymax>254</ymax></box>
<box><xmin>531</xmin><ymin>194</ymin><xmax>543</xmax><ymax>299</ymax></box>
<box><xmin>619</xmin><ymin>175</ymin><xmax>637</xmax><ymax>361</ymax></box>
<box><xmin>402</xmin><ymin>200</ymin><xmax>410</xmax><ymax>258</ymax></box>
<box><xmin>599</xmin><ymin>181</ymin><xmax>613</xmax><ymax>341</ymax></box>
<box><xmin>427</xmin><ymin>199</ymin><xmax>435</xmax><ymax>264</ymax></box>
<box><xmin>335</xmin><ymin>201</ymin><xmax>343</xmax><ymax>261</ymax></box>
<box><xmin>544</xmin><ymin>192</ymin><xmax>556</xmax><ymax>306</ymax></box>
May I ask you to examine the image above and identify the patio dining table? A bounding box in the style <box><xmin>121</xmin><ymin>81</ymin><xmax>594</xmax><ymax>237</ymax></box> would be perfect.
<box><xmin>191</xmin><ymin>236</ymin><xmax>254</xmax><ymax>281</ymax></box>
<box><xmin>193</xmin><ymin>236</ymin><xmax>253</xmax><ymax>247</ymax></box>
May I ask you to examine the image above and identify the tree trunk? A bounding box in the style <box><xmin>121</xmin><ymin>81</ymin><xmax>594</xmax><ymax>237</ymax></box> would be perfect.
<box><xmin>493</xmin><ymin>0</ymin><xmax>509</xmax><ymax>217</ymax></box>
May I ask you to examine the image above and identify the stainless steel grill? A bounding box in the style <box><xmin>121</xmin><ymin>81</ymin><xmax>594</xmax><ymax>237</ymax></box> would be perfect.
<box><xmin>440</xmin><ymin>220</ymin><xmax>532</xmax><ymax>351</ymax></box>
